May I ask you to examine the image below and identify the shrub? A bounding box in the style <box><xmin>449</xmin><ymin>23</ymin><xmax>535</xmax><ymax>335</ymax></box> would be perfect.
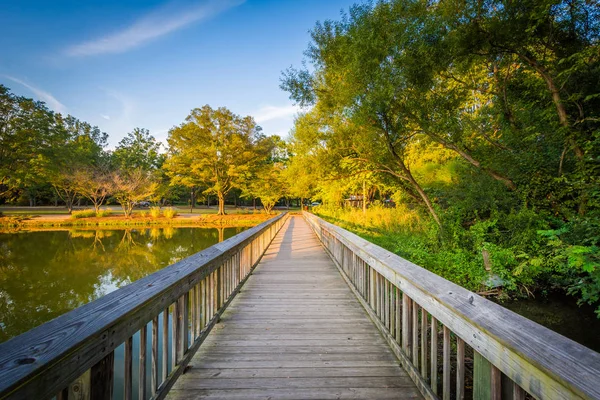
<box><xmin>163</xmin><ymin>207</ymin><xmax>178</xmax><ymax>219</ymax></box>
<box><xmin>95</xmin><ymin>209</ymin><xmax>112</xmax><ymax>217</ymax></box>
<box><xmin>140</xmin><ymin>211</ymin><xmax>149</xmax><ymax>217</ymax></box>
<box><xmin>71</xmin><ymin>209</ymin><xmax>96</xmax><ymax>219</ymax></box>
<box><xmin>149</xmin><ymin>206</ymin><xmax>161</xmax><ymax>218</ymax></box>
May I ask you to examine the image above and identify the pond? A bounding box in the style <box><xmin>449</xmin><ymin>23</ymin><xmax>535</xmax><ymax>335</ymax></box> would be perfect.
<box><xmin>0</xmin><ymin>226</ymin><xmax>247</xmax><ymax>342</ymax></box>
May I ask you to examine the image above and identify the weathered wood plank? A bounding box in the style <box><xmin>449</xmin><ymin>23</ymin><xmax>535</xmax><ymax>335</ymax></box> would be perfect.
<box><xmin>167</xmin><ymin>387</ymin><xmax>422</xmax><ymax>400</ymax></box>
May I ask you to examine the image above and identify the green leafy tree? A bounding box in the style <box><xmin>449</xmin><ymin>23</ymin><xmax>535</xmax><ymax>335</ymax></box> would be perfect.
<box><xmin>165</xmin><ymin>105</ymin><xmax>272</xmax><ymax>215</ymax></box>
<box><xmin>245</xmin><ymin>162</ymin><xmax>286</xmax><ymax>214</ymax></box>
<box><xmin>112</xmin><ymin>128</ymin><xmax>161</xmax><ymax>172</ymax></box>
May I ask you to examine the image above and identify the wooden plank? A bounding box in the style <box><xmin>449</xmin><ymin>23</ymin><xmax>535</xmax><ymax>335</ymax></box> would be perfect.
<box><xmin>181</xmin><ymin>366</ymin><xmax>406</xmax><ymax>379</ymax></box>
<box><xmin>304</xmin><ymin>212</ymin><xmax>600</xmax><ymax>400</ymax></box>
<box><xmin>168</xmin><ymin>387</ymin><xmax>422</xmax><ymax>400</ymax></box>
<box><xmin>174</xmin><ymin>376</ymin><xmax>417</xmax><ymax>389</ymax></box>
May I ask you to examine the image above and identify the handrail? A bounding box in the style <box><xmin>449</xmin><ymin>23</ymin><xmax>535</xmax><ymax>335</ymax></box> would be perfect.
<box><xmin>304</xmin><ymin>211</ymin><xmax>600</xmax><ymax>400</ymax></box>
<box><xmin>0</xmin><ymin>212</ymin><xmax>288</xmax><ymax>400</ymax></box>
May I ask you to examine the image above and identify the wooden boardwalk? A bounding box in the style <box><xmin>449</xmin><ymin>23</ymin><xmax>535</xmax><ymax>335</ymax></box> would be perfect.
<box><xmin>168</xmin><ymin>215</ymin><xmax>422</xmax><ymax>400</ymax></box>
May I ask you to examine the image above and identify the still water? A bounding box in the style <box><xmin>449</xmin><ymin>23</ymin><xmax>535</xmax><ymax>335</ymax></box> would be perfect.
<box><xmin>0</xmin><ymin>226</ymin><xmax>246</xmax><ymax>342</ymax></box>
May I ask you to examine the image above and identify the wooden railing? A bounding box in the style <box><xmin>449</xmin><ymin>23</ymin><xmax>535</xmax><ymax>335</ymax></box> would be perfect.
<box><xmin>0</xmin><ymin>213</ymin><xmax>288</xmax><ymax>400</ymax></box>
<box><xmin>304</xmin><ymin>212</ymin><xmax>600</xmax><ymax>400</ymax></box>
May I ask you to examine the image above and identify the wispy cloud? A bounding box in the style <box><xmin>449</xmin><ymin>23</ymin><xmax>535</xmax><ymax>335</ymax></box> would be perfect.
<box><xmin>2</xmin><ymin>75</ymin><xmax>67</xmax><ymax>113</ymax></box>
<box><xmin>65</xmin><ymin>0</ymin><xmax>245</xmax><ymax>57</ymax></box>
<box><xmin>101</xmin><ymin>114</ymin><xmax>111</xmax><ymax>120</ymax></box>
<box><xmin>254</xmin><ymin>105</ymin><xmax>300</xmax><ymax>123</ymax></box>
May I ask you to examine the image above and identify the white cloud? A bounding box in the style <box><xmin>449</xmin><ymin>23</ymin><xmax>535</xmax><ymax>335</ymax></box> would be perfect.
<box><xmin>65</xmin><ymin>0</ymin><xmax>245</xmax><ymax>57</ymax></box>
<box><xmin>2</xmin><ymin>75</ymin><xmax>67</xmax><ymax>114</ymax></box>
<box><xmin>101</xmin><ymin>114</ymin><xmax>110</xmax><ymax>120</ymax></box>
<box><xmin>254</xmin><ymin>105</ymin><xmax>300</xmax><ymax>123</ymax></box>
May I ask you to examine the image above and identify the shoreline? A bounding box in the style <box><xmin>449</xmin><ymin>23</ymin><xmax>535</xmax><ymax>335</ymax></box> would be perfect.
<box><xmin>0</xmin><ymin>213</ymin><xmax>276</xmax><ymax>230</ymax></box>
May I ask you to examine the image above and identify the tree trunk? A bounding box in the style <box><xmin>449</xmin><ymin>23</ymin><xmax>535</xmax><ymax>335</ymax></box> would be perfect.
<box><xmin>362</xmin><ymin>180</ymin><xmax>367</xmax><ymax>214</ymax></box>
<box><xmin>397</xmin><ymin>160</ymin><xmax>442</xmax><ymax>228</ymax></box>
<box><xmin>253</xmin><ymin>198</ymin><xmax>256</xmax><ymax>210</ymax></box>
<box><xmin>217</xmin><ymin>191</ymin><xmax>226</xmax><ymax>215</ymax></box>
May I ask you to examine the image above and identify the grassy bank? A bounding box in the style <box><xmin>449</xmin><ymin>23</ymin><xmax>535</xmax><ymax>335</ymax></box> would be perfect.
<box><xmin>0</xmin><ymin>213</ymin><xmax>275</xmax><ymax>229</ymax></box>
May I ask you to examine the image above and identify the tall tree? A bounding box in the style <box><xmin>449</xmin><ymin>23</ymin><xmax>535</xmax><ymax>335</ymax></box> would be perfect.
<box><xmin>165</xmin><ymin>105</ymin><xmax>272</xmax><ymax>215</ymax></box>
<box><xmin>112</xmin><ymin>128</ymin><xmax>161</xmax><ymax>172</ymax></box>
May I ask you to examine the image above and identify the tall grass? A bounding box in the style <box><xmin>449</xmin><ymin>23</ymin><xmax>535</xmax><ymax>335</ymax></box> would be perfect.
<box><xmin>162</xmin><ymin>207</ymin><xmax>178</xmax><ymax>219</ymax></box>
<box><xmin>71</xmin><ymin>209</ymin><xmax>96</xmax><ymax>219</ymax></box>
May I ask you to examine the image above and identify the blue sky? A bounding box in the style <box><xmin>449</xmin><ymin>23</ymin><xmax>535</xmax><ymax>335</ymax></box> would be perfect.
<box><xmin>0</xmin><ymin>0</ymin><xmax>357</xmax><ymax>148</ymax></box>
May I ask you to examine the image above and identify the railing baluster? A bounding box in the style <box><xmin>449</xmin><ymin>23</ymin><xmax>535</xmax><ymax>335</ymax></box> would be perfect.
<box><xmin>395</xmin><ymin>287</ymin><xmax>401</xmax><ymax>344</ymax></box>
<box><xmin>191</xmin><ymin>285</ymin><xmax>197</xmax><ymax>340</ymax></box>
<box><xmin>412</xmin><ymin>301</ymin><xmax>419</xmax><ymax>368</ymax></box>
<box><xmin>491</xmin><ymin>365</ymin><xmax>502</xmax><ymax>400</ymax></box>
<box><xmin>183</xmin><ymin>292</ymin><xmax>190</xmax><ymax>354</ymax></box>
<box><xmin>421</xmin><ymin>308</ymin><xmax>428</xmax><ymax>380</ymax></box>
<box><xmin>171</xmin><ymin>302</ymin><xmax>178</xmax><ymax>367</ymax></box>
<box><xmin>139</xmin><ymin>324</ymin><xmax>147</xmax><ymax>400</ymax></box>
<box><xmin>402</xmin><ymin>293</ymin><xmax>412</xmax><ymax>357</ymax></box>
<box><xmin>162</xmin><ymin>308</ymin><xmax>168</xmax><ymax>381</ymax></box>
<box><xmin>456</xmin><ymin>336</ymin><xmax>465</xmax><ymax>400</ymax></box>
<box><xmin>431</xmin><ymin>317</ymin><xmax>438</xmax><ymax>395</ymax></box>
<box><xmin>443</xmin><ymin>326</ymin><xmax>451</xmax><ymax>400</ymax></box>
<box><xmin>513</xmin><ymin>382</ymin><xmax>526</xmax><ymax>400</ymax></box>
<box><xmin>124</xmin><ymin>336</ymin><xmax>133</xmax><ymax>400</ymax></box>
<box><xmin>90</xmin><ymin>351</ymin><xmax>114</xmax><ymax>400</ymax></box>
<box><xmin>201</xmin><ymin>278</ymin><xmax>207</xmax><ymax>329</ymax></box>
<box><xmin>151</xmin><ymin>316</ymin><xmax>158</xmax><ymax>396</ymax></box>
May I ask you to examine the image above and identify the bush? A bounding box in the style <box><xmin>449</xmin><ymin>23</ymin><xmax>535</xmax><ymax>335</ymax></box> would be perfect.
<box><xmin>95</xmin><ymin>209</ymin><xmax>112</xmax><ymax>217</ymax></box>
<box><xmin>150</xmin><ymin>206</ymin><xmax>161</xmax><ymax>218</ymax></box>
<box><xmin>140</xmin><ymin>211</ymin><xmax>149</xmax><ymax>217</ymax></box>
<box><xmin>163</xmin><ymin>207</ymin><xmax>178</xmax><ymax>219</ymax></box>
<box><xmin>71</xmin><ymin>209</ymin><xmax>96</xmax><ymax>219</ymax></box>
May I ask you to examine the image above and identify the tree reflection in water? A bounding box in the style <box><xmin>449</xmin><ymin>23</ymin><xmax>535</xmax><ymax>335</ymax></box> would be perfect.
<box><xmin>0</xmin><ymin>226</ymin><xmax>245</xmax><ymax>342</ymax></box>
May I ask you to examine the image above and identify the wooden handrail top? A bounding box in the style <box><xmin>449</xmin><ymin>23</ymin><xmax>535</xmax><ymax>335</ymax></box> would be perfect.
<box><xmin>0</xmin><ymin>213</ymin><xmax>286</xmax><ymax>397</ymax></box>
<box><xmin>304</xmin><ymin>212</ymin><xmax>600</xmax><ymax>400</ymax></box>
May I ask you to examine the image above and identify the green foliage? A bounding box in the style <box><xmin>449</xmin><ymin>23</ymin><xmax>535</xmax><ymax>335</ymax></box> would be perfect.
<box><xmin>282</xmin><ymin>0</ymin><xmax>600</xmax><ymax>316</ymax></box>
<box><xmin>162</xmin><ymin>207</ymin><xmax>178</xmax><ymax>219</ymax></box>
<box><xmin>164</xmin><ymin>105</ymin><xmax>274</xmax><ymax>215</ymax></box>
<box><xmin>71</xmin><ymin>209</ymin><xmax>96</xmax><ymax>219</ymax></box>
